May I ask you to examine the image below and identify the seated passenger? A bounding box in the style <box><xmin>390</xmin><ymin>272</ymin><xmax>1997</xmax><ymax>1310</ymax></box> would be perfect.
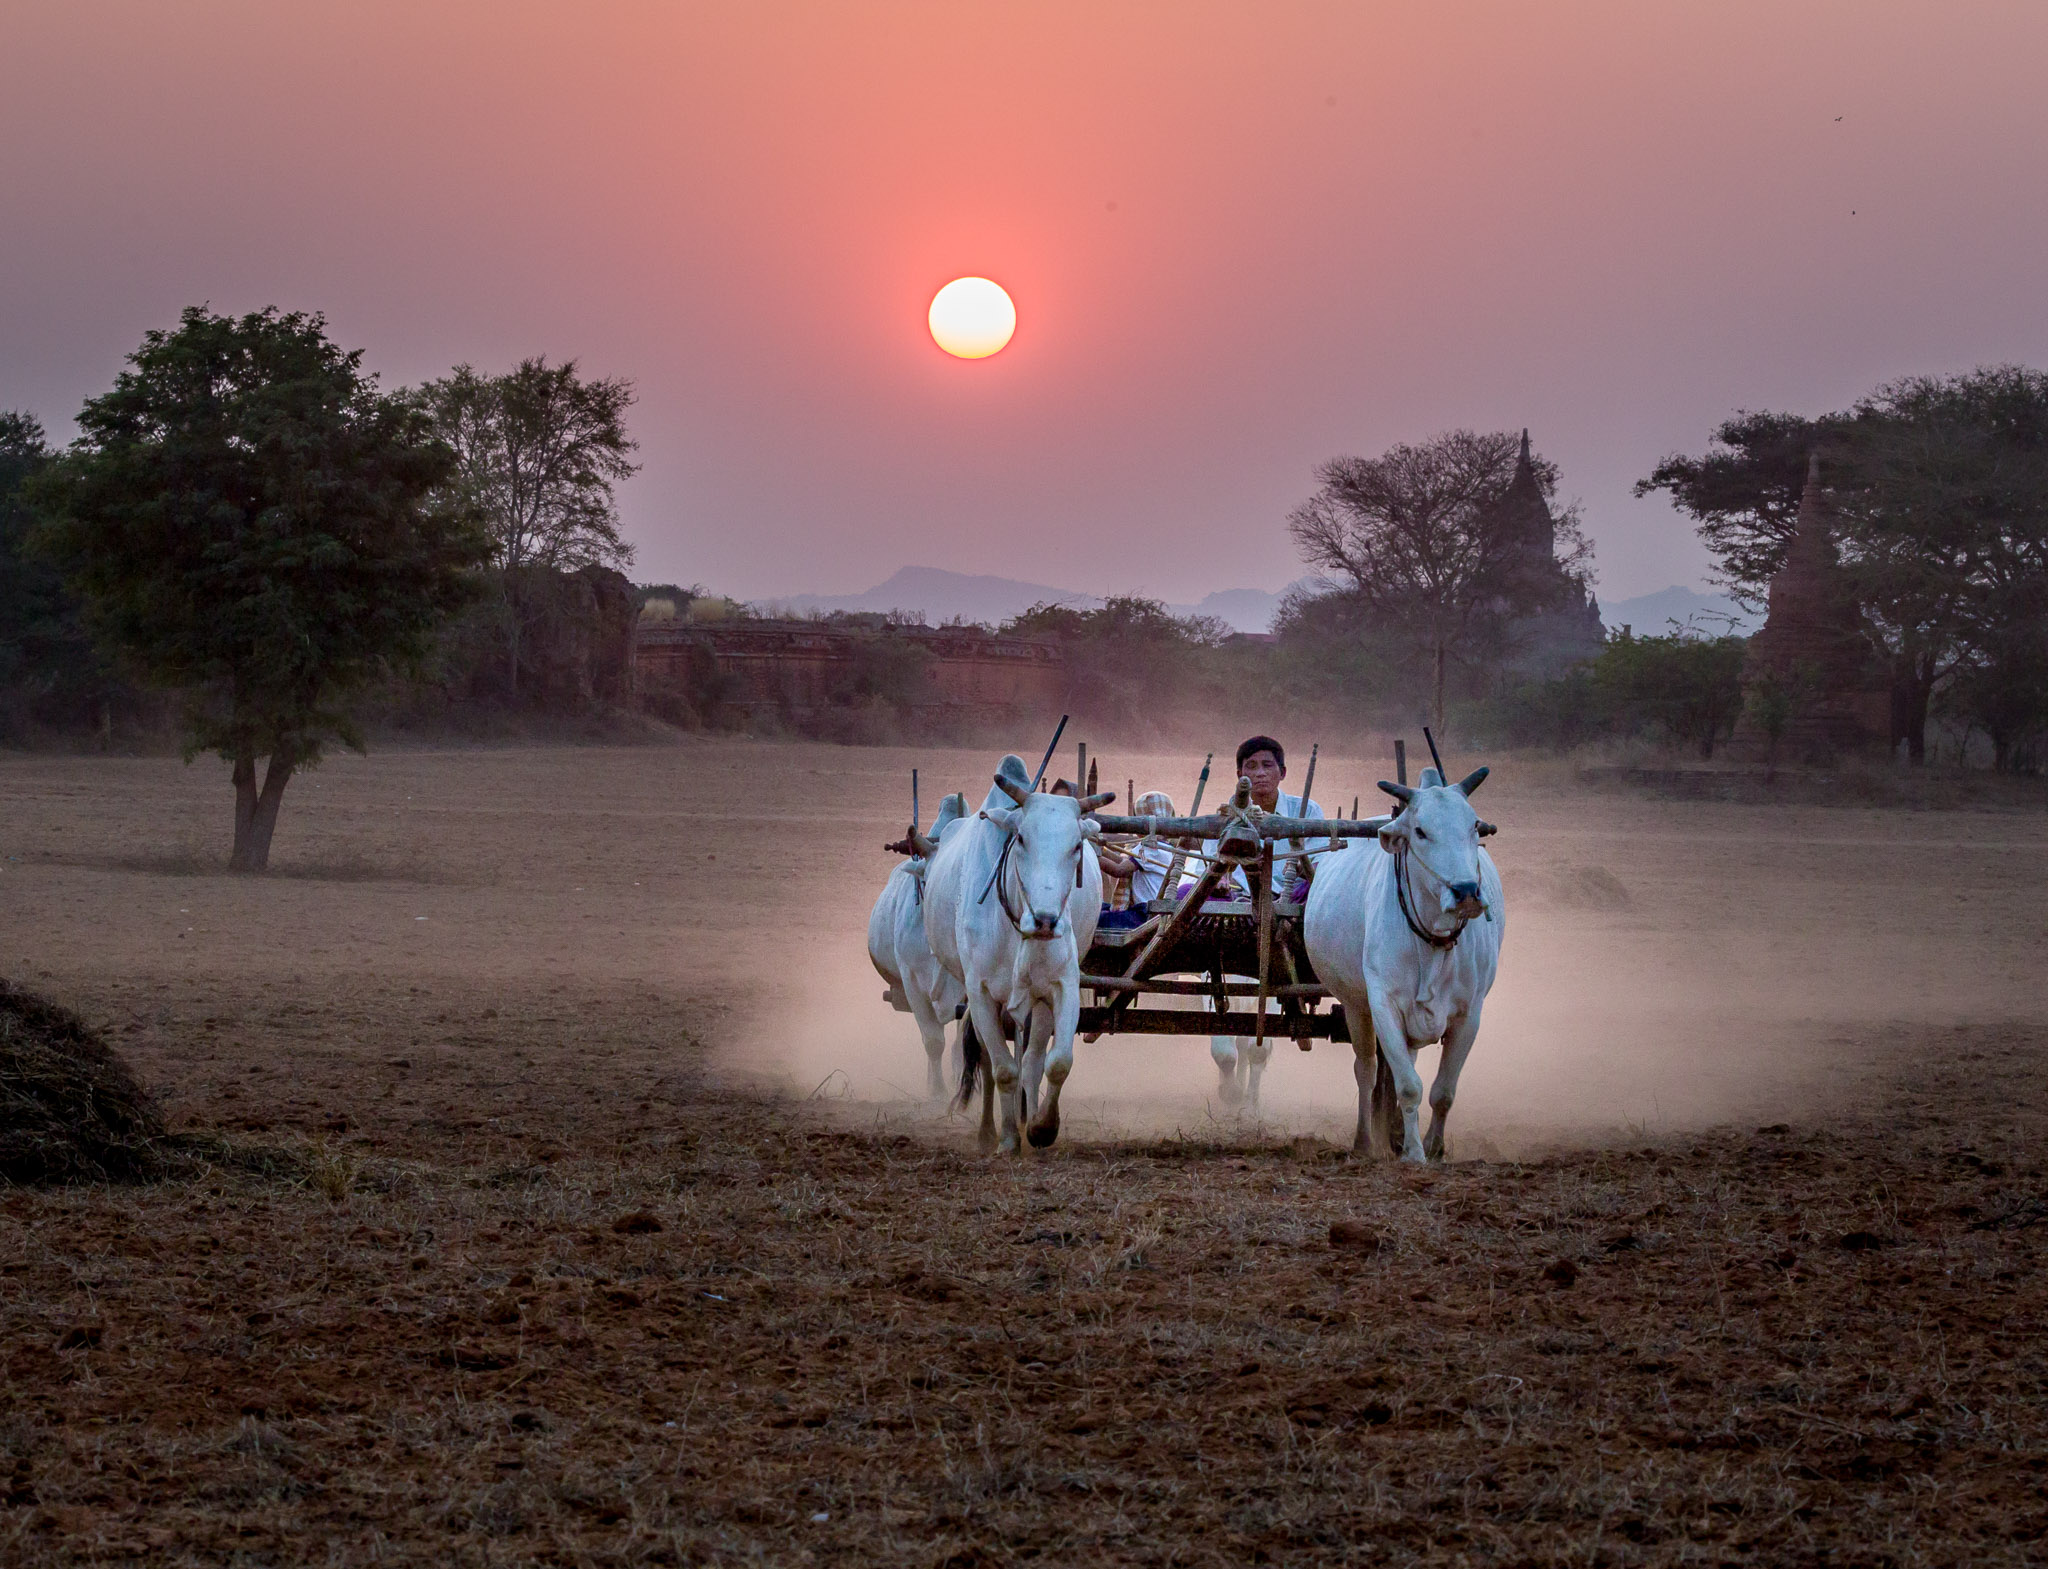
<box><xmin>1120</xmin><ymin>790</ymin><xmax>1179</xmax><ymax>905</ymax></box>
<box><xmin>1094</xmin><ymin>790</ymin><xmax>1176</xmax><ymax>913</ymax></box>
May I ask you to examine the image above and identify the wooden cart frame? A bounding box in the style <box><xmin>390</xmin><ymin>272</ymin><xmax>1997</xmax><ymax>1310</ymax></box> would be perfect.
<box><xmin>1077</xmin><ymin>776</ymin><xmax>1389</xmax><ymax>1050</ymax></box>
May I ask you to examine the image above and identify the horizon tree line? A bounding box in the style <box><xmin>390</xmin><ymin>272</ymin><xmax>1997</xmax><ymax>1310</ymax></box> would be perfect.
<box><xmin>5</xmin><ymin>301</ymin><xmax>2047</xmax><ymax>880</ymax></box>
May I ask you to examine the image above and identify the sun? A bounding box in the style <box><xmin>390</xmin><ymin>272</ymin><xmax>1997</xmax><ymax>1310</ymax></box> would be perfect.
<box><xmin>928</xmin><ymin>277</ymin><xmax>1016</xmax><ymax>359</ymax></box>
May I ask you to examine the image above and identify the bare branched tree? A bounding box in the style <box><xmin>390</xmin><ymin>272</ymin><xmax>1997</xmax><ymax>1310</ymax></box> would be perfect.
<box><xmin>1287</xmin><ymin>429</ymin><xmax>1590</xmax><ymax>727</ymax></box>
<box><xmin>421</xmin><ymin>358</ymin><xmax>638</xmax><ymax>692</ymax></box>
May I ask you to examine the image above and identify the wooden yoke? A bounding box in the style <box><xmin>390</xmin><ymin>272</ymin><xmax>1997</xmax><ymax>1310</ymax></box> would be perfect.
<box><xmin>1086</xmin><ymin>811</ymin><xmax>1391</xmax><ymax>843</ymax></box>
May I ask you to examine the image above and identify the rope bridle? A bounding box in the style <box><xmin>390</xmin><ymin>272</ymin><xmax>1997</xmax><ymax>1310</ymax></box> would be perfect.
<box><xmin>980</xmin><ymin>810</ymin><xmax>1083</xmax><ymax>940</ymax></box>
<box><xmin>1392</xmin><ymin>839</ymin><xmax>1474</xmax><ymax>950</ymax></box>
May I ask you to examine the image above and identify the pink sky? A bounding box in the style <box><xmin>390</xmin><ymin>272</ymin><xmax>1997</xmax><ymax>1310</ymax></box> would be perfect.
<box><xmin>5</xmin><ymin>2</ymin><xmax>2047</xmax><ymax>604</ymax></box>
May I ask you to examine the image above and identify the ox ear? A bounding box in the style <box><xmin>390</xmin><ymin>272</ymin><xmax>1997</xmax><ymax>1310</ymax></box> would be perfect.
<box><xmin>1081</xmin><ymin>790</ymin><xmax>1117</xmax><ymax>811</ymax></box>
<box><xmin>1376</xmin><ymin>779</ymin><xmax>1414</xmax><ymax>806</ymax></box>
<box><xmin>1455</xmin><ymin>766</ymin><xmax>1490</xmax><ymax>797</ymax></box>
<box><xmin>1079</xmin><ymin>818</ymin><xmax>1103</xmax><ymax>841</ymax></box>
<box><xmin>992</xmin><ymin>772</ymin><xmax>1028</xmax><ymax>807</ymax></box>
<box><xmin>1377</xmin><ymin>821</ymin><xmax>1406</xmax><ymax>856</ymax></box>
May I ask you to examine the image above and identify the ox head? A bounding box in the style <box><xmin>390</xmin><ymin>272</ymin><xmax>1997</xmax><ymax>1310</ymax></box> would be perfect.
<box><xmin>1377</xmin><ymin>767</ymin><xmax>1490</xmax><ymax>921</ymax></box>
<box><xmin>907</xmin><ymin>792</ymin><xmax>969</xmax><ymax>860</ymax></box>
<box><xmin>989</xmin><ymin>768</ymin><xmax>1114</xmax><ymax>939</ymax></box>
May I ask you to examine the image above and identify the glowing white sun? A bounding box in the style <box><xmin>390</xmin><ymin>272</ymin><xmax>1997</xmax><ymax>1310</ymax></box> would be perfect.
<box><xmin>928</xmin><ymin>277</ymin><xmax>1016</xmax><ymax>359</ymax></box>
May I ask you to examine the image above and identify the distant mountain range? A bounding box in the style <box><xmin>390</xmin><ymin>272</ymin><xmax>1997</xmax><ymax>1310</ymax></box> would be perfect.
<box><xmin>756</xmin><ymin>566</ymin><xmax>1755</xmax><ymax>639</ymax></box>
<box><xmin>1599</xmin><ymin>586</ymin><xmax>1754</xmax><ymax>637</ymax></box>
<box><xmin>756</xmin><ymin>566</ymin><xmax>1314</xmax><ymax>636</ymax></box>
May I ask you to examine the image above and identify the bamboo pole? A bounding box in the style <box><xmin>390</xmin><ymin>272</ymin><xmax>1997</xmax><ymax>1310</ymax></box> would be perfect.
<box><xmin>1029</xmin><ymin>715</ymin><xmax>1068</xmax><ymax>792</ymax></box>
<box><xmin>1252</xmin><ymin>842</ymin><xmax>1275</xmax><ymax>1058</ymax></box>
<box><xmin>1156</xmin><ymin>752</ymin><xmax>1212</xmax><ymax>904</ymax></box>
<box><xmin>1286</xmin><ymin>742</ymin><xmax>1318</xmax><ymax>896</ymax></box>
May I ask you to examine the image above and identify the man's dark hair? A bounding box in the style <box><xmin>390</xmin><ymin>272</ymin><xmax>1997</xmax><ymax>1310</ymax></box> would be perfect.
<box><xmin>1236</xmin><ymin>735</ymin><xmax>1285</xmax><ymax>772</ymax></box>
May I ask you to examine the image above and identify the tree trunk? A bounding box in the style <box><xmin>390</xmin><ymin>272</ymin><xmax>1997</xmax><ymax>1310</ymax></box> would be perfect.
<box><xmin>507</xmin><ymin>593</ymin><xmax>521</xmax><ymax>697</ymax></box>
<box><xmin>228</xmin><ymin>751</ymin><xmax>295</xmax><ymax>872</ymax></box>
<box><xmin>1890</xmin><ymin>654</ymin><xmax>1932</xmax><ymax>764</ymax></box>
<box><xmin>1433</xmin><ymin>642</ymin><xmax>1446</xmax><ymax>734</ymax></box>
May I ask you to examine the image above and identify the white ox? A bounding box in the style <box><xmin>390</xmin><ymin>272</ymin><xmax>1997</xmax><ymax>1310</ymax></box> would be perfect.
<box><xmin>1304</xmin><ymin>767</ymin><xmax>1504</xmax><ymax>1162</ymax></box>
<box><xmin>867</xmin><ymin>792</ymin><xmax>970</xmax><ymax>1098</ymax></box>
<box><xmin>923</xmin><ymin>754</ymin><xmax>1109</xmax><ymax>1153</ymax></box>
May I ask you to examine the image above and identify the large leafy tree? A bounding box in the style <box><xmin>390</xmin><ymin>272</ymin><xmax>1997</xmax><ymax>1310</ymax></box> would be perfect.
<box><xmin>1643</xmin><ymin>370</ymin><xmax>2048</xmax><ymax>761</ymax></box>
<box><xmin>1287</xmin><ymin>429</ymin><xmax>1591</xmax><ymax>727</ymax></box>
<box><xmin>30</xmin><ymin>306</ymin><xmax>489</xmax><ymax>869</ymax></box>
<box><xmin>1826</xmin><ymin>372</ymin><xmax>2041</xmax><ymax>758</ymax></box>
<box><xmin>418</xmin><ymin>358</ymin><xmax>637</xmax><ymax>694</ymax></box>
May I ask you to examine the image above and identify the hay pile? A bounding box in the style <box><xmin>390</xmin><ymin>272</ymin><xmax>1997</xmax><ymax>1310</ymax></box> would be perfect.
<box><xmin>0</xmin><ymin>980</ymin><xmax>164</xmax><ymax>1183</ymax></box>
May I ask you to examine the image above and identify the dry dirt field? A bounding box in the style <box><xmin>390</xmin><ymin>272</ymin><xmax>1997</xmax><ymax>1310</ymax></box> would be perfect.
<box><xmin>2</xmin><ymin>738</ymin><xmax>2045</xmax><ymax>1567</ymax></box>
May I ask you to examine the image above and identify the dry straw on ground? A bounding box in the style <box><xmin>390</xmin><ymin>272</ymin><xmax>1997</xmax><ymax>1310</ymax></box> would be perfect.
<box><xmin>0</xmin><ymin>979</ymin><xmax>164</xmax><ymax>1183</ymax></box>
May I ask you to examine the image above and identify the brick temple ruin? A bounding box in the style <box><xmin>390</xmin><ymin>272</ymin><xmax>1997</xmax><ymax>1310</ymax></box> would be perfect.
<box><xmin>1730</xmin><ymin>453</ymin><xmax>1889</xmax><ymax>756</ymax></box>
<box><xmin>1498</xmin><ymin>430</ymin><xmax>1607</xmax><ymax>677</ymax></box>
<box><xmin>635</xmin><ymin>618</ymin><xmax>1064</xmax><ymax>728</ymax></box>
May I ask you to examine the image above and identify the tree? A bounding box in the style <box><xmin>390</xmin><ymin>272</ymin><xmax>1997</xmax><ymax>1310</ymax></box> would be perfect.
<box><xmin>1003</xmin><ymin>597</ymin><xmax>1234</xmax><ymax>731</ymax></box>
<box><xmin>419</xmin><ymin>358</ymin><xmax>638</xmax><ymax>694</ymax></box>
<box><xmin>1</xmin><ymin>416</ymin><xmax>89</xmax><ymax>736</ymax></box>
<box><xmin>1634</xmin><ymin>410</ymin><xmax>1836</xmax><ymax>608</ymax></box>
<box><xmin>1591</xmin><ymin>629</ymin><xmax>1747</xmax><ymax>759</ymax></box>
<box><xmin>30</xmin><ymin>307</ymin><xmax>489</xmax><ymax>870</ymax></box>
<box><xmin>1287</xmin><ymin>429</ymin><xmax>1591</xmax><ymax>728</ymax></box>
<box><xmin>1833</xmin><ymin>368</ymin><xmax>2048</xmax><ymax>760</ymax></box>
<box><xmin>1640</xmin><ymin>375</ymin><xmax>2048</xmax><ymax>761</ymax></box>
<box><xmin>1944</xmin><ymin>616</ymin><xmax>2048</xmax><ymax>772</ymax></box>
<box><xmin>1742</xmin><ymin>668</ymin><xmax>1804</xmax><ymax>782</ymax></box>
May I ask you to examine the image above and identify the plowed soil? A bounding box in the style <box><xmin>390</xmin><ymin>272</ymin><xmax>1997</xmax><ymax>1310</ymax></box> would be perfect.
<box><xmin>1</xmin><ymin>740</ymin><xmax>2044</xmax><ymax>1566</ymax></box>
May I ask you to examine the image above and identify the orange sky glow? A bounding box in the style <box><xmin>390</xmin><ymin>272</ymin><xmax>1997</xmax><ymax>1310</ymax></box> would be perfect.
<box><xmin>5</xmin><ymin>2</ymin><xmax>2048</xmax><ymax>603</ymax></box>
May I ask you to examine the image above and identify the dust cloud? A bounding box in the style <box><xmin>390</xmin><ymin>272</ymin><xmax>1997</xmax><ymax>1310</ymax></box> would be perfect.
<box><xmin>720</xmin><ymin>742</ymin><xmax>2048</xmax><ymax>1156</ymax></box>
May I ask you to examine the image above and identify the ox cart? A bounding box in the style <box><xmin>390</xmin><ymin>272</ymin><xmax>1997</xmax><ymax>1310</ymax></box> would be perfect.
<box><xmin>1077</xmin><ymin>772</ymin><xmax>1388</xmax><ymax>1052</ymax></box>
<box><xmin>882</xmin><ymin>727</ymin><xmax>1479</xmax><ymax>1060</ymax></box>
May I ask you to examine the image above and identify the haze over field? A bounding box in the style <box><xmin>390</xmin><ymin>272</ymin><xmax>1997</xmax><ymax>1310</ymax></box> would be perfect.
<box><xmin>7</xmin><ymin>3</ymin><xmax>2048</xmax><ymax>606</ymax></box>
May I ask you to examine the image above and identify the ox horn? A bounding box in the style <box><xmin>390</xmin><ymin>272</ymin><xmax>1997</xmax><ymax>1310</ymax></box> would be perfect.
<box><xmin>1376</xmin><ymin>779</ymin><xmax>1415</xmax><ymax>804</ymax></box>
<box><xmin>1080</xmin><ymin>790</ymin><xmax>1117</xmax><ymax>811</ymax></box>
<box><xmin>1455</xmin><ymin>765</ymin><xmax>1489</xmax><ymax>797</ymax></box>
<box><xmin>993</xmin><ymin>772</ymin><xmax>1029</xmax><ymax>806</ymax></box>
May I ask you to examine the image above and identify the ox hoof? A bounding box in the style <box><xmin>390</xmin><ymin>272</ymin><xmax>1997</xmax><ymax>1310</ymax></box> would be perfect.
<box><xmin>1026</xmin><ymin>1117</ymin><xmax>1060</xmax><ymax>1149</ymax></box>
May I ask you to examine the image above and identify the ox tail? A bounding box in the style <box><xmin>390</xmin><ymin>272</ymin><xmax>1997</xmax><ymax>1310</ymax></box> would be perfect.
<box><xmin>955</xmin><ymin>1014</ymin><xmax>983</xmax><ymax>1112</ymax></box>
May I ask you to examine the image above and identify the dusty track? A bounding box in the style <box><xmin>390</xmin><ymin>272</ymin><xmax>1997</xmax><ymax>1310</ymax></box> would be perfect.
<box><xmin>1</xmin><ymin>741</ymin><xmax>2044</xmax><ymax>1565</ymax></box>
